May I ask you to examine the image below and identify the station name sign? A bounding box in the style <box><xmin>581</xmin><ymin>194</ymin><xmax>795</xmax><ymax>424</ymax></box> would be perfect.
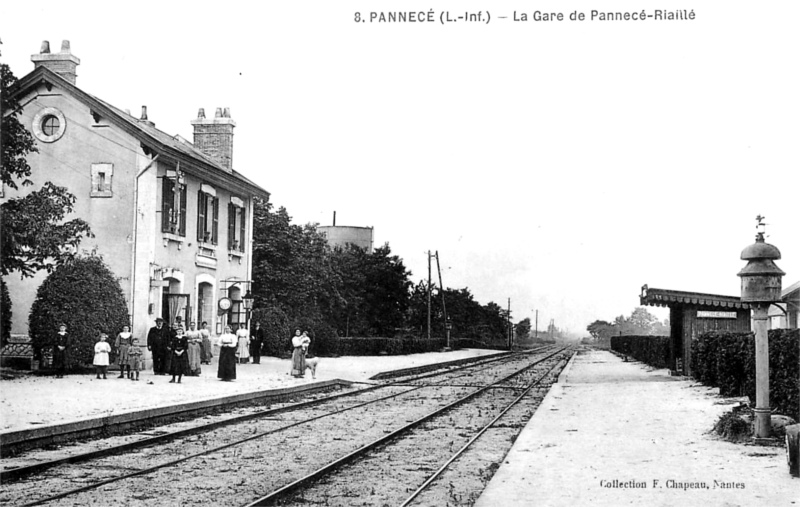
<box><xmin>697</xmin><ymin>311</ymin><xmax>737</xmax><ymax>319</ymax></box>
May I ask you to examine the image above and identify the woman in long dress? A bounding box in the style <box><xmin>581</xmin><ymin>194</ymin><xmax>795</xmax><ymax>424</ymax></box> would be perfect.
<box><xmin>290</xmin><ymin>329</ymin><xmax>311</xmax><ymax>377</ymax></box>
<box><xmin>168</xmin><ymin>326</ymin><xmax>190</xmax><ymax>383</ymax></box>
<box><xmin>115</xmin><ymin>325</ymin><xmax>133</xmax><ymax>379</ymax></box>
<box><xmin>199</xmin><ymin>321</ymin><xmax>213</xmax><ymax>364</ymax></box>
<box><xmin>185</xmin><ymin>322</ymin><xmax>202</xmax><ymax>376</ymax></box>
<box><xmin>235</xmin><ymin>323</ymin><xmax>250</xmax><ymax>364</ymax></box>
<box><xmin>217</xmin><ymin>326</ymin><xmax>238</xmax><ymax>381</ymax></box>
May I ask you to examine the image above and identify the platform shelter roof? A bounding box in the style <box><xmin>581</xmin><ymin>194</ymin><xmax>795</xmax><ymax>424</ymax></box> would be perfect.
<box><xmin>639</xmin><ymin>285</ymin><xmax>751</xmax><ymax>310</ymax></box>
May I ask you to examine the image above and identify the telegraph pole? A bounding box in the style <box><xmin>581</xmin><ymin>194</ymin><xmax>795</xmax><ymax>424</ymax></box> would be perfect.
<box><xmin>435</xmin><ymin>251</ymin><xmax>450</xmax><ymax>350</ymax></box>
<box><xmin>507</xmin><ymin>298</ymin><xmax>512</xmax><ymax>350</ymax></box>
<box><xmin>535</xmin><ymin>309</ymin><xmax>538</xmax><ymax>339</ymax></box>
<box><xmin>427</xmin><ymin>251</ymin><xmax>432</xmax><ymax>340</ymax></box>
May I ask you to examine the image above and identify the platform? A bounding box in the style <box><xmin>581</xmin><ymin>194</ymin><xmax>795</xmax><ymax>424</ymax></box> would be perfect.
<box><xmin>0</xmin><ymin>349</ymin><xmax>502</xmax><ymax>439</ymax></box>
<box><xmin>475</xmin><ymin>349</ymin><xmax>797</xmax><ymax>507</ymax></box>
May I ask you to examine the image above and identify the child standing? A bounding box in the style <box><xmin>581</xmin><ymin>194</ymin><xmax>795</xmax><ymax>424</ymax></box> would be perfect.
<box><xmin>94</xmin><ymin>333</ymin><xmax>112</xmax><ymax>379</ymax></box>
<box><xmin>115</xmin><ymin>325</ymin><xmax>133</xmax><ymax>379</ymax></box>
<box><xmin>128</xmin><ymin>336</ymin><xmax>143</xmax><ymax>381</ymax></box>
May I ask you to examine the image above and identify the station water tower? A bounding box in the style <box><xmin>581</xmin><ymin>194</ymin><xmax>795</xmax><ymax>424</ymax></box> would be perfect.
<box><xmin>317</xmin><ymin>212</ymin><xmax>374</xmax><ymax>252</ymax></box>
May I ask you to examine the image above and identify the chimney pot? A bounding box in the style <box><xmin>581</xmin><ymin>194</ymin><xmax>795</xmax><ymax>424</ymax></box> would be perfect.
<box><xmin>32</xmin><ymin>40</ymin><xmax>79</xmax><ymax>84</ymax></box>
<box><xmin>223</xmin><ymin>107</ymin><xmax>231</xmax><ymax>118</ymax></box>
<box><xmin>197</xmin><ymin>108</ymin><xmax>206</xmax><ymax>119</ymax></box>
<box><xmin>140</xmin><ymin>106</ymin><xmax>148</xmax><ymax>120</ymax></box>
<box><xmin>215</xmin><ymin>108</ymin><xmax>223</xmax><ymax>118</ymax></box>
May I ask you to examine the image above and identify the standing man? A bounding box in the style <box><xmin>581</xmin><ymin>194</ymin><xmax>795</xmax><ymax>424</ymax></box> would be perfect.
<box><xmin>147</xmin><ymin>318</ymin><xmax>170</xmax><ymax>375</ymax></box>
<box><xmin>250</xmin><ymin>322</ymin><xmax>264</xmax><ymax>364</ymax></box>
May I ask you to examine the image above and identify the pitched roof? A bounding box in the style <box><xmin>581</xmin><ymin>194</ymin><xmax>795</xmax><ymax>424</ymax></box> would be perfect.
<box><xmin>13</xmin><ymin>66</ymin><xmax>269</xmax><ymax>200</ymax></box>
<box><xmin>782</xmin><ymin>280</ymin><xmax>800</xmax><ymax>300</ymax></box>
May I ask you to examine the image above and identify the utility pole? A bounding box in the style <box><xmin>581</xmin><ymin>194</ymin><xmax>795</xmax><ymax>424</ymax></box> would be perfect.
<box><xmin>535</xmin><ymin>309</ymin><xmax>538</xmax><ymax>339</ymax></box>
<box><xmin>507</xmin><ymin>298</ymin><xmax>512</xmax><ymax>350</ymax></box>
<box><xmin>435</xmin><ymin>251</ymin><xmax>450</xmax><ymax>350</ymax></box>
<box><xmin>427</xmin><ymin>251</ymin><xmax>432</xmax><ymax>340</ymax></box>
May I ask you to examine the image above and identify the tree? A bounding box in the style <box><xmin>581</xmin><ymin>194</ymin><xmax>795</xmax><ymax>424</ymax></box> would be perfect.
<box><xmin>628</xmin><ymin>307</ymin><xmax>658</xmax><ymax>335</ymax></box>
<box><xmin>28</xmin><ymin>256</ymin><xmax>130</xmax><ymax>370</ymax></box>
<box><xmin>587</xmin><ymin>320</ymin><xmax>614</xmax><ymax>342</ymax></box>
<box><xmin>514</xmin><ymin>318</ymin><xmax>531</xmax><ymax>340</ymax></box>
<box><xmin>251</xmin><ymin>197</ymin><xmax>332</xmax><ymax>319</ymax></box>
<box><xmin>1</xmin><ymin>42</ymin><xmax>92</xmax><ymax>278</ymax></box>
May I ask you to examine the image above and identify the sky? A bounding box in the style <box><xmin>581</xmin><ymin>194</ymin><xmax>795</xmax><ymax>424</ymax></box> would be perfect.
<box><xmin>2</xmin><ymin>1</ymin><xmax>798</xmax><ymax>336</ymax></box>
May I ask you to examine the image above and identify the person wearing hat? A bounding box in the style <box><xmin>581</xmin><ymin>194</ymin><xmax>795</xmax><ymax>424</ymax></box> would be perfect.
<box><xmin>52</xmin><ymin>323</ymin><xmax>69</xmax><ymax>378</ymax></box>
<box><xmin>147</xmin><ymin>318</ymin><xmax>171</xmax><ymax>375</ymax></box>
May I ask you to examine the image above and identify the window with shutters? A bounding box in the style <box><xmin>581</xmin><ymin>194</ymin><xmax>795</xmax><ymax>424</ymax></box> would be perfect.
<box><xmin>228</xmin><ymin>198</ymin><xmax>246</xmax><ymax>253</ymax></box>
<box><xmin>196</xmin><ymin>185</ymin><xmax>218</xmax><ymax>245</ymax></box>
<box><xmin>161</xmin><ymin>170</ymin><xmax>187</xmax><ymax>236</ymax></box>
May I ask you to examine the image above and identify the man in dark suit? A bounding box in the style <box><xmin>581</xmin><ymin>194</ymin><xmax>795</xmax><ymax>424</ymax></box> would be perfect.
<box><xmin>147</xmin><ymin>318</ymin><xmax>170</xmax><ymax>374</ymax></box>
<box><xmin>250</xmin><ymin>322</ymin><xmax>265</xmax><ymax>364</ymax></box>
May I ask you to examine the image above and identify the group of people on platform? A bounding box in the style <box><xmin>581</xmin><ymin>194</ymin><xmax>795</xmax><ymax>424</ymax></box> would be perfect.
<box><xmin>51</xmin><ymin>318</ymin><xmax>302</xmax><ymax>383</ymax></box>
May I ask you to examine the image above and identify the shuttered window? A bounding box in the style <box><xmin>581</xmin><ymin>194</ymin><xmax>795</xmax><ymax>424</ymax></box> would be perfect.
<box><xmin>161</xmin><ymin>170</ymin><xmax>186</xmax><ymax>236</ymax></box>
<box><xmin>162</xmin><ymin>177</ymin><xmax>174</xmax><ymax>233</ymax></box>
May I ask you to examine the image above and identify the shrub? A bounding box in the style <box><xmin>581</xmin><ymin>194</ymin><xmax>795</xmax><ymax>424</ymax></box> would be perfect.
<box><xmin>713</xmin><ymin>409</ymin><xmax>752</xmax><ymax>442</ymax></box>
<box><xmin>766</xmin><ymin>329</ymin><xmax>799</xmax><ymax>421</ymax></box>
<box><xmin>28</xmin><ymin>256</ymin><xmax>130</xmax><ymax>370</ymax></box>
<box><xmin>715</xmin><ymin>333</ymin><xmax>750</xmax><ymax>397</ymax></box>
<box><xmin>692</xmin><ymin>329</ymin><xmax>799</xmax><ymax>420</ymax></box>
<box><xmin>251</xmin><ymin>306</ymin><xmax>291</xmax><ymax>357</ymax></box>
<box><xmin>0</xmin><ymin>277</ymin><xmax>10</xmax><ymax>346</ymax></box>
<box><xmin>610</xmin><ymin>335</ymin><xmax>670</xmax><ymax>368</ymax></box>
<box><xmin>691</xmin><ymin>332</ymin><xmax>722</xmax><ymax>385</ymax></box>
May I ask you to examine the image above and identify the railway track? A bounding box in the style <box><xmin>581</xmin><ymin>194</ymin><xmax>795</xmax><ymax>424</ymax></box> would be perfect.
<box><xmin>1</xmin><ymin>346</ymin><xmax>572</xmax><ymax>506</ymax></box>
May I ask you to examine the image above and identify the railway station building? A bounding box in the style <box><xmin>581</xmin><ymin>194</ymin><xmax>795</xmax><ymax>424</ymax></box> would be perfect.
<box><xmin>2</xmin><ymin>41</ymin><xmax>270</xmax><ymax>363</ymax></box>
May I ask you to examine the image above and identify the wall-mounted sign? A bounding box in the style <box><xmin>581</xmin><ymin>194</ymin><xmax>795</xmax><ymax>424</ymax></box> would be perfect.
<box><xmin>697</xmin><ymin>311</ymin><xmax>737</xmax><ymax>319</ymax></box>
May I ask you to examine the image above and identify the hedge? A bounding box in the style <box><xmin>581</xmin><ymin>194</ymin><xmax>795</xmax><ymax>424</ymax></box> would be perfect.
<box><xmin>263</xmin><ymin>335</ymin><xmax>495</xmax><ymax>358</ymax></box>
<box><xmin>690</xmin><ymin>329</ymin><xmax>799</xmax><ymax>419</ymax></box>
<box><xmin>610</xmin><ymin>335</ymin><xmax>670</xmax><ymax>369</ymax></box>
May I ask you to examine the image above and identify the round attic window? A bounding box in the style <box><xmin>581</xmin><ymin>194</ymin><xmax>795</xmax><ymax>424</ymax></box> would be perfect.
<box><xmin>32</xmin><ymin>107</ymin><xmax>67</xmax><ymax>143</ymax></box>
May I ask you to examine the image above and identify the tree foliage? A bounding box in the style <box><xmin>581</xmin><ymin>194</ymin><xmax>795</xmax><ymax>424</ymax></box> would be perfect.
<box><xmin>1</xmin><ymin>42</ymin><xmax>93</xmax><ymax>278</ymax></box>
<box><xmin>29</xmin><ymin>256</ymin><xmax>130</xmax><ymax>369</ymax></box>
<box><xmin>588</xmin><ymin>307</ymin><xmax>668</xmax><ymax>342</ymax></box>
<box><xmin>514</xmin><ymin>317</ymin><xmax>531</xmax><ymax>340</ymax></box>
<box><xmin>250</xmin><ymin>196</ymin><xmax>511</xmax><ymax>351</ymax></box>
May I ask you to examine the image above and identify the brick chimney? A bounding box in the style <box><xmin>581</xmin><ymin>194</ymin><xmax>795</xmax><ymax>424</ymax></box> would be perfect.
<box><xmin>190</xmin><ymin>107</ymin><xmax>235</xmax><ymax>171</ymax></box>
<box><xmin>31</xmin><ymin>40</ymin><xmax>80</xmax><ymax>85</ymax></box>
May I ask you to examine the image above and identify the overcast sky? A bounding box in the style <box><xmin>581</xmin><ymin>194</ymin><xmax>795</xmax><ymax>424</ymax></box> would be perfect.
<box><xmin>2</xmin><ymin>1</ymin><xmax>798</xmax><ymax>335</ymax></box>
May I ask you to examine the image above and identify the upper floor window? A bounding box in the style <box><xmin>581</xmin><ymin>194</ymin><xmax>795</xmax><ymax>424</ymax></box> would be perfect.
<box><xmin>32</xmin><ymin>107</ymin><xmax>67</xmax><ymax>143</ymax></box>
<box><xmin>228</xmin><ymin>197</ymin><xmax>246</xmax><ymax>252</ymax></box>
<box><xmin>161</xmin><ymin>168</ymin><xmax>186</xmax><ymax>236</ymax></box>
<box><xmin>197</xmin><ymin>184</ymin><xmax>219</xmax><ymax>244</ymax></box>
<box><xmin>42</xmin><ymin>115</ymin><xmax>60</xmax><ymax>136</ymax></box>
<box><xmin>90</xmin><ymin>163</ymin><xmax>113</xmax><ymax>197</ymax></box>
